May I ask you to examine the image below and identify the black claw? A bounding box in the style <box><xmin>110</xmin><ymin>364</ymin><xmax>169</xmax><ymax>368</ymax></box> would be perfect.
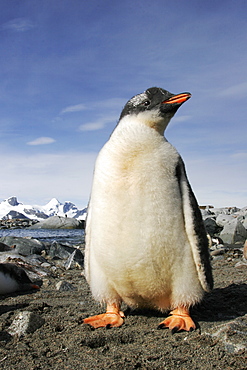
<box><xmin>157</xmin><ymin>323</ymin><xmax>166</xmax><ymax>330</ymax></box>
<box><xmin>189</xmin><ymin>327</ymin><xmax>194</xmax><ymax>332</ymax></box>
<box><xmin>106</xmin><ymin>324</ymin><xmax>112</xmax><ymax>329</ymax></box>
<box><xmin>171</xmin><ymin>326</ymin><xmax>179</xmax><ymax>334</ymax></box>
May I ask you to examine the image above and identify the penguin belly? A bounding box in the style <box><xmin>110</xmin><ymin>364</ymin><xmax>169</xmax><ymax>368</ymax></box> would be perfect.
<box><xmin>85</xmin><ymin>133</ymin><xmax>203</xmax><ymax>311</ymax></box>
<box><xmin>0</xmin><ymin>272</ymin><xmax>19</xmax><ymax>294</ymax></box>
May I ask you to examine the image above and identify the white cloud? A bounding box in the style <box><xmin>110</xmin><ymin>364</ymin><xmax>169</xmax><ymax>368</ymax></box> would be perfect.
<box><xmin>79</xmin><ymin>121</ymin><xmax>105</xmax><ymax>131</ymax></box>
<box><xmin>0</xmin><ymin>151</ymin><xmax>97</xmax><ymax>208</ymax></box>
<box><xmin>1</xmin><ymin>148</ymin><xmax>246</xmax><ymax>210</ymax></box>
<box><xmin>219</xmin><ymin>82</ymin><xmax>247</xmax><ymax>98</ymax></box>
<box><xmin>79</xmin><ymin>115</ymin><xmax>118</xmax><ymax>131</ymax></box>
<box><xmin>60</xmin><ymin>103</ymin><xmax>87</xmax><ymax>114</ymax></box>
<box><xmin>27</xmin><ymin>137</ymin><xmax>56</xmax><ymax>146</ymax></box>
<box><xmin>185</xmin><ymin>153</ymin><xmax>247</xmax><ymax>208</ymax></box>
<box><xmin>2</xmin><ymin>18</ymin><xmax>35</xmax><ymax>32</ymax></box>
<box><xmin>172</xmin><ymin>115</ymin><xmax>191</xmax><ymax>123</ymax></box>
<box><xmin>170</xmin><ymin>115</ymin><xmax>192</xmax><ymax>126</ymax></box>
<box><xmin>59</xmin><ymin>98</ymin><xmax>125</xmax><ymax>116</ymax></box>
<box><xmin>231</xmin><ymin>152</ymin><xmax>247</xmax><ymax>159</ymax></box>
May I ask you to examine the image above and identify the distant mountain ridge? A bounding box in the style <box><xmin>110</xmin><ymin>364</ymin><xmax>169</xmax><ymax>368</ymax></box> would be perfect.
<box><xmin>0</xmin><ymin>196</ymin><xmax>87</xmax><ymax>221</ymax></box>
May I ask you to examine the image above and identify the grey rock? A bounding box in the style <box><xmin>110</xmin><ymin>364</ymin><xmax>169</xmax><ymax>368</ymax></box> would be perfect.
<box><xmin>0</xmin><ymin>252</ymin><xmax>52</xmax><ymax>280</ymax></box>
<box><xmin>40</xmin><ymin>262</ymin><xmax>51</xmax><ymax>269</ymax></box>
<box><xmin>235</xmin><ymin>260</ymin><xmax>247</xmax><ymax>269</ymax></box>
<box><xmin>7</xmin><ymin>311</ymin><xmax>45</xmax><ymax>337</ymax></box>
<box><xmin>204</xmin><ymin>315</ymin><xmax>247</xmax><ymax>353</ymax></box>
<box><xmin>204</xmin><ymin>217</ymin><xmax>219</xmax><ymax>236</ymax></box>
<box><xmin>211</xmin><ymin>207</ymin><xmax>240</xmax><ymax>217</ymax></box>
<box><xmin>0</xmin><ymin>218</ymin><xmax>36</xmax><ymax>229</ymax></box>
<box><xmin>64</xmin><ymin>249</ymin><xmax>80</xmax><ymax>270</ymax></box>
<box><xmin>29</xmin><ymin>215</ymin><xmax>83</xmax><ymax>229</ymax></box>
<box><xmin>48</xmin><ymin>241</ymin><xmax>84</xmax><ymax>268</ymax></box>
<box><xmin>200</xmin><ymin>209</ymin><xmax>212</xmax><ymax>219</ymax></box>
<box><xmin>242</xmin><ymin>217</ymin><xmax>247</xmax><ymax>230</ymax></box>
<box><xmin>0</xmin><ymin>236</ymin><xmax>44</xmax><ymax>256</ymax></box>
<box><xmin>0</xmin><ymin>242</ymin><xmax>12</xmax><ymax>252</ymax></box>
<box><xmin>219</xmin><ymin>219</ymin><xmax>247</xmax><ymax>244</ymax></box>
<box><xmin>211</xmin><ymin>248</ymin><xmax>226</xmax><ymax>256</ymax></box>
<box><xmin>227</xmin><ymin>207</ymin><xmax>241</xmax><ymax>214</ymax></box>
<box><xmin>238</xmin><ymin>206</ymin><xmax>247</xmax><ymax>217</ymax></box>
<box><xmin>244</xmin><ymin>240</ymin><xmax>247</xmax><ymax>260</ymax></box>
<box><xmin>237</xmin><ymin>214</ymin><xmax>245</xmax><ymax>222</ymax></box>
<box><xmin>55</xmin><ymin>280</ymin><xmax>77</xmax><ymax>291</ymax></box>
<box><xmin>216</xmin><ymin>214</ymin><xmax>235</xmax><ymax>227</ymax></box>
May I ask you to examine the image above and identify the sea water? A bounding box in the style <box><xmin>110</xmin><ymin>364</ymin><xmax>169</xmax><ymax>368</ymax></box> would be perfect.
<box><xmin>0</xmin><ymin>228</ymin><xmax>85</xmax><ymax>245</ymax></box>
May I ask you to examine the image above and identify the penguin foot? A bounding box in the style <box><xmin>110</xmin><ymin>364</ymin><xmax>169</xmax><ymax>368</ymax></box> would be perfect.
<box><xmin>83</xmin><ymin>304</ymin><xmax>125</xmax><ymax>329</ymax></box>
<box><xmin>158</xmin><ymin>307</ymin><xmax>196</xmax><ymax>333</ymax></box>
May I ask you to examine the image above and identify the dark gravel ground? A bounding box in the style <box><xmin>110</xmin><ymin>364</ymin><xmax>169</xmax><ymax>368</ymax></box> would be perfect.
<box><xmin>0</xmin><ymin>249</ymin><xmax>246</xmax><ymax>370</ymax></box>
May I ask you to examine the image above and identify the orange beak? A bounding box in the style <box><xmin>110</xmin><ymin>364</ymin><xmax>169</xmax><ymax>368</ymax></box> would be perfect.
<box><xmin>162</xmin><ymin>93</ymin><xmax>191</xmax><ymax>105</ymax></box>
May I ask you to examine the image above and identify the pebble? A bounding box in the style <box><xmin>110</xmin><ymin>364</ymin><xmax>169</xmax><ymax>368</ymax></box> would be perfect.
<box><xmin>235</xmin><ymin>260</ymin><xmax>247</xmax><ymax>269</ymax></box>
<box><xmin>55</xmin><ymin>280</ymin><xmax>77</xmax><ymax>291</ymax></box>
<box><xmin>243</xmin><ymin>240</ymin><xmax>247</xmax><ymax>260</ymax></box>
<box><xmin>211</xmin><ymin>248</ymin><xmax>226</xmax><ymax>256</ymax></box>
<box><xmin>7</xmin><ymin>311</ymin><xmax>45</xmax><ymax>337</ymax></box>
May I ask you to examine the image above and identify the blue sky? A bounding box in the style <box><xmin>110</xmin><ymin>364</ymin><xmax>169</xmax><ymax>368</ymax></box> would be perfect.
<box><xmin>0</xmin><ymin>0</ymin><xmax>247</xmax><ymax>208</ymax></box>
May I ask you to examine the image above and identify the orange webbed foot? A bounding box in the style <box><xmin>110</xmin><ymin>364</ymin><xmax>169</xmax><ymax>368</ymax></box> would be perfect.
<box><xmin>158</xmin><ymin>307</ymin><xmax>196</xmax><ymax>333</ymax></box>
<box><xmin>83</xmin><ymin>312</ymin><xmax>125</xmax><ymax>328</ymax></box>
<box><xmin>83</xmin><ymin>303</ymin><xmax>125</xmax><ymax>329</ymax></box>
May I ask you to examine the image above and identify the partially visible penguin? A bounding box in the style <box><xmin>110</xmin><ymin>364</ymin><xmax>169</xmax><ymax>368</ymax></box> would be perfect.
<box><xmin>84</xmin><ymin>87</ymin><xmax>213</xmax><ymax>332</ymax></box>
<box><xmin>0</xmin><ymin>263</ymin><xmax>40</xmax><ymax>295</ymax></box>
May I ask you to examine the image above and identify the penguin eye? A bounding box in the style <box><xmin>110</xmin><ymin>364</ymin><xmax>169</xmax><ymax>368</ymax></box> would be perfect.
<box><xmin>142</xmin><ymin>100</ymin><xmax>150</xmax><ymax>107</ymax></box>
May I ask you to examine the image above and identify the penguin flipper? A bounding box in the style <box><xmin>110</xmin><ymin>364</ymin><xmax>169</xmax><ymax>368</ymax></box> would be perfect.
<box><xmin>176</xmin><ymin>158</ymin><xmax>213</xmax><ymax>292</ymax></box>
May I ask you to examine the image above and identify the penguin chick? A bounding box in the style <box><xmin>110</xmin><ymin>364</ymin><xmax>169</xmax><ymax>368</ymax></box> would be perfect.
<box><xmin>83</xmin><ymin>87</ymin><xmax>213</xmax><ymax>332</ymax></box>
<box><xmin>0</xmin><ymin>263</ymin><xmax>40</xmax><ymax>295</ymax></box>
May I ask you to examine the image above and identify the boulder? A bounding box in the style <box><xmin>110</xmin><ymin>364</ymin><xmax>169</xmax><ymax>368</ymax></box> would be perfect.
<box><xmin>0</xmin><ymin>236</ymin><xmax>44</xmax><ymax>256</ymax></box>
<box><xmin>0</xmin><ymin>242</ymin><xmax>12</xmax><ymax>252</ymax></box>
<box><xmin>219</xmin><ymin>219</ymin><xmax>247</xmax><ymax>244</ymax></box>
<box><xmin>29</xmin><ymin>215</ymin><xmax>83</xmax><ymax>229</ymax></box>
<box><xmin>203</xmin><ymin>217</ymin><xmax>220</xmax><ymax>236</ymax></box>
<box><xmin>200</xmin><ymin>209</ymin><xmax>212</xmax><ymax>219</ymax></box>
<box><xmin>238</xmin><ymin>206</ymin><xmax>247</xmax><ymax>216</ymax></box>
<box><xmin>216</xmin><ymin>214</ymin><xmax>235</xmax><ymax>227</ymax></box>
<box><xmin>47</xmin><ymin>241</ymin><xmax>84</xmax><ymax>267</ymax></box>
<box><xmin>242</xmin><ymin>217</ymin><xmax>247</xmax><ymax>230</ymax></box>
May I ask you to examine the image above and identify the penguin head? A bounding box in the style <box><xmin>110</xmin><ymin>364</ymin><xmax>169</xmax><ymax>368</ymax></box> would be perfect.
<box><xmin>119</xmin><ymin>87</ymin><xmax>191</xmax><ymax>134</ymax></box>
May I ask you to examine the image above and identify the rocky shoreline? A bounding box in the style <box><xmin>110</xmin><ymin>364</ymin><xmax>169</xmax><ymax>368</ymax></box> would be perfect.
<box><xmin>0</xmin><ymin>205</ymin><xmax>246</xmax><ymax>369</ymax></box>
<box><xmin>0</xmin><ymin>235</ymin><xmax>246</xmax><ymax>369</ymax></box>
<box><xmin>0</xmin><ymin>216</ymin><xmax>85</xmax><ymax>230</ymax></box>
<box><xmin>0</xmin><ymin>218</ymin><xmax>39</xmax><ymax>229</ymax></box>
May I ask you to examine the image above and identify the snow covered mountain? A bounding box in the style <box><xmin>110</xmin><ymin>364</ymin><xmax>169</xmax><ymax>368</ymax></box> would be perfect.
<box><xmin>0</xmin><ymin>197</ymin><xmax>87</xmax><ymax>221</ymax></box>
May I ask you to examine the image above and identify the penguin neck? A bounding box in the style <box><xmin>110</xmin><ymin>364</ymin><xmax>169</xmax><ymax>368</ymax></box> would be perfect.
<box><xmin>133</xmin><ymin>111</ymin><xmax>171</xmax><ymax>135</ymax></box>
<box><xmin>113</xmin><ymin>114</ymin><xmax>169</xmax><ymax>140</ymax></box>
<box><xmin>109</xmin><ymin>115</ymin><xmax>168</xmax><ymax>155</ymax></box>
